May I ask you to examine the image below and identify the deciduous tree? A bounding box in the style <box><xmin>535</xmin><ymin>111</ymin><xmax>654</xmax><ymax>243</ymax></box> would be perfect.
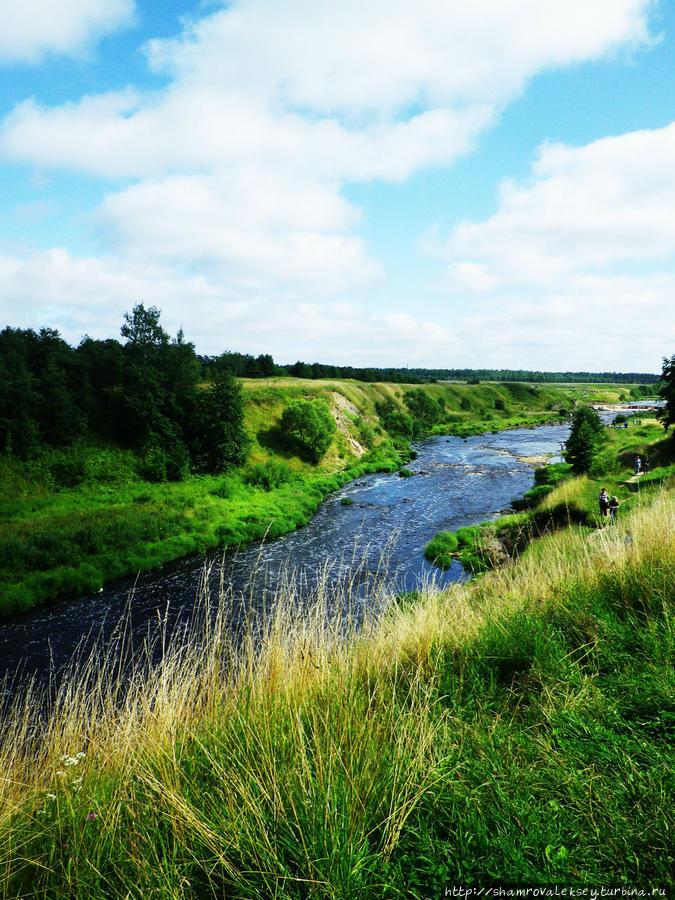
<box><xmin>657</xmin><ymin>354</ymin><xmax>675</xmax><ymax>431</ymax></box>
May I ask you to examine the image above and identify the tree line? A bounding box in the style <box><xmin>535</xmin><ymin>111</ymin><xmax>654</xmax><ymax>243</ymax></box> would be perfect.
<box><xmin>206</xmin><ymin>357</ymin><xmax>659</xmax><ymax>386</ymax></box>
<box><xmin>202</xmin><ymin>355</ymin><xmax>426</xmax><ymax>384</ymax></box>
<box><xmin>0</xmin><ymin>305</ymin><xmax>248</xmax><ymax>479</ymax></box>
<box><xmin>422</xmin><ymin>368</ymin><xmax>660</xmax><ymax>384</ymax></box>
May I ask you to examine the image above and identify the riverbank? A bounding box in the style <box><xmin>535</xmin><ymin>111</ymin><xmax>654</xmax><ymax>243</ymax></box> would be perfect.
<box><xmin>0</xmin><ymin>379</ymin><xmax>654</xmax><ymax>615</ymax></box>
<box><xmin>1</xmin><ymin>472</ymin><xmax>672</xmax><ymax>895</ymax></box>
<box><xmin>425</xmin><ymin>415</ymin><xmax>674</xmax><ymax>574</ymax></box>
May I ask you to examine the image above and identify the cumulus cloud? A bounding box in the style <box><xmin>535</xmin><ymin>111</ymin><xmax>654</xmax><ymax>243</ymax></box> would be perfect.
<box><xmin>418</xmin><ymin>121</ymin><xmax>675</xmax><ymax>370</ymax></box>
<box><xmin>0</xmin><ymin>247</ymin><xmax>455</xmax><ymax>363</ymax></box>
<box><xmin>144</xmin><ymin>0</ymin><xmax>652</xmax><ymax>114</ymax></box>
<box><xmin>0</xmin><ymin>0</ymin><xmax>135</xmax><ymax>64</ymax></box>
<box><xmin>446</xmin><ymin>272</ymin><xmax>675</xmax><ymax>370</ymax></box>
<box><xmin>425</xmin><ymin>122</ymin><xmax>675</xmax><ymax>287</ymax></box>
<box><xmin>1</xmin><ymin>90</ymin><xmax>494</xmax><ymax>182</ymax></box>
<box><xmin>1</xmin><ymin>244</ymin><xmax>671</xmax><ymax>370</ymax></box>
<box><xmin>95</xmin><ymin>168</ymin><xmax>382</xmax><ymax>292</ymax></box>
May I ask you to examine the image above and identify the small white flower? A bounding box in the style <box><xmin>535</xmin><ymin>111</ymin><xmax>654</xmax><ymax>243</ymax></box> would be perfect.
<box><xmin>56</xmin><ymin>770</ymin><xmax>67</xmax><ymax>777</ymax></box>
<box><xmin>46</xmin><ymin>793</ymin><xmax>57</xmax><ymax>800</ymax></box>
<box><xmin>76</xmin><ymin>751</ymin><xmax>86</xmax><ymax>759</ymax></box>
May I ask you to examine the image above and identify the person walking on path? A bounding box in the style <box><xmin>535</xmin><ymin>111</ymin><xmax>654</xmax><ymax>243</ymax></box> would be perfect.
<box><xmin>598</xmin><ymin>488</ymin><xmax>610</xmax><ymax>519</ymax></box>
<box><xmin>634</xmin><ymin>455</ymin><xmax>641</xmax><ymax>476</ymax></box>
<box><xmin>609</xmin><ymin>495</ymin><xmax>621</xmax><ymax>524</ymax></box>
<box><xmin>642</xmin><ymin>455</ymin><xmax>650</xmax><ymax>475</ymax></box>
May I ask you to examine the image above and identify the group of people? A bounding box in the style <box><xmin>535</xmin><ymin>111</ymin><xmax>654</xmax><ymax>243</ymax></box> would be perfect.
<box><xmin>633</xmin><ymin>454</ymin><xmax>650</xmax><ymax>476</ymax></box>
<box><xmin>598</xmin><ymin>453</ymin><xmax>653</xmax><ymax>524</ymax></box>
<box><xmin>598</xmin><ymin>488</ymin><xmax>621</xmax><ymax>524</ymax></box>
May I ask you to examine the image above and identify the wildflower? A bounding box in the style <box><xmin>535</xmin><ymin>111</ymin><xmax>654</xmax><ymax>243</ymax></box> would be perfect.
<box><xmin>86</xmin><ymin>812</ymin><xmax>98</xmax><ymax>821</ymax></box>
<box><xmin>60</xmin><ymin>752</ymin><xmax>85</xmax><ymax>766</ymax></box>
<box><xmin>56</xmin><ymin>770</ymin><xmax>67</xmax><ymax>777</ymax></box>
<box><xmin>46</xmin><ymin>793</ymin><xmax>57</xmax><ymax>800</ymax></box>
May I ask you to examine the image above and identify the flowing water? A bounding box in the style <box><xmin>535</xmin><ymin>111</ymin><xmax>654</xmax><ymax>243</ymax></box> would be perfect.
<box><xmin>2</xmin><ymin>411</ymin><xmax>635</xmax><ymax>693</ymax></box>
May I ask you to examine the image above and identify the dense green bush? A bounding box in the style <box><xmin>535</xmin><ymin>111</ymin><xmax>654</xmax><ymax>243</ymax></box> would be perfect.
<box><xmin>403</xmin><ymin>388</ymin><xmax>442</xmax><ymax>431</ymax></box>
<box><xmin>375</xmin><ymin>400</ymin><xmax>415</xmax><ymax>440</ymax></box>
<box><xmin>533</xmin><ymin>462</ymin><xmax>572</xmax><ymax>486</ymax></box>
<box><xmin>512</xmin><ymin>463</ymin><xmax>574</xmax><ymax>510</ymax></box>
<box><xmin>589</xmin><ymin>446</ymin><xmax>622</xmax><ymax>479</ymax></box>
<box><xmin>243</xmin><ymin>461</ymin><xmax>295</xmax><ymax>491</ymax></box>
<box><xmin>280</xmin><ymin>398</ymin><xmax>336</xmax><ymax>463</ymax></box>
<box><xmin>511</xmin><ymin>483</ymin><xmax>554</xmax><ymax>510</ymax></box>
<box><xmin>355</xmin><ymin>417</ymin><xmax>375</xmax><ymax>448</ymax></box>
<box><xmin>658</xmin><ymin>354</ymin><xmax>675</xmax><ymax>430</ymax></box>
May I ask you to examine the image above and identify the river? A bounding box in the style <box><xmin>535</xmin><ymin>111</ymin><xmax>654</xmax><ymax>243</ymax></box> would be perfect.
<box><xmin>0</xmin><ymin>415</ymin><xmax>620</xmax><ymax>694</ymax></box>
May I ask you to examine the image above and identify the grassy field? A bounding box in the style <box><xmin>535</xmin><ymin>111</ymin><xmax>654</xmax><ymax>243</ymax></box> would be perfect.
<box><xmin>1</xmin><ymin>469</ymin><xmax>672</xmax><ymax>896</ymax></box>
<box><xmin>0</xmin><ymin>379</ymin><xmax>661</xmax><ymax>615</ymax></box>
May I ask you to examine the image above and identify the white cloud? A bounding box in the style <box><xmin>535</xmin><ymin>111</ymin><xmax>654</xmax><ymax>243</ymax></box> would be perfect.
<box><xmin>0</xmin><ymin>247</ymin><xmax>455</xmax><ymax>363</ymax></box>
<box><xmin>0</xmin><ymin>0</ymin><xmax>654</xmax><ymax>183</ymax></box>
<box><xmin>0</xmin><ymin>0</ymin><xmax>135</xmax><ymax>64</ymax></box>
<box><xmin>0</xmin><ymin>0</ymin><xmax>653</xmax><ymax>305</ymax></box>
<box><xmin>416</xmin><ymin>120</ymin><xmax>675</xmax><ymax>370</ymax></box>
<box><xmin>1</xmin><ymin>90</ymin><xmax>494</xmax><ymax>182</ymax></box>
<box><xmin>447</xmin><ymin>273</ymin><xmax>675</xmax><ymax>371</ymax></box>
<box><xmin>90</xmin><ymin>164</ymin><xmax>383</xmax><ymax>293</ymax></box>
<box><xmin>144</xmin><ymin>0</ymin><xmax>652</xmax><ymax>114</ymax></box>
<box><xmin>426</xmin><ymin>122</ymin><xmax>675</xmax><ymax>287</ymax></box>
<box><xmin>1</xmin><ymin>246</ymin><xmax>671</xmax><ymax>371</ymax></box>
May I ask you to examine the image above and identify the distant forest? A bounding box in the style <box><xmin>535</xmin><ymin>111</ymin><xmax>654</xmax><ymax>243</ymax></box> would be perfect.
<box><xmin>205</xmin><ymin>355</ymin><xmax>660</xmax><ymax>385</ymax></box>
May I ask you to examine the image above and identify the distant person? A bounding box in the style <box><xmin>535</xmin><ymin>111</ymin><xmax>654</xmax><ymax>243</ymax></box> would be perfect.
<box><xmin>609</xmin><ymin>495</ymin><xmax>620</xmax><ymax>524</ymax></box>
<box><xmin>634</xmin><ymin>455</ymin><xmax>641</xmax><ymax>476</ymax></box>
<box><xmin>642</xmin><ymin>456</ymin><xmax>650</xmax><ymax>475</ymax></box>
<box><xmin>598</xmin><ymin>488</ymin><xmax>610</xmax><ymax>519</ymax></box>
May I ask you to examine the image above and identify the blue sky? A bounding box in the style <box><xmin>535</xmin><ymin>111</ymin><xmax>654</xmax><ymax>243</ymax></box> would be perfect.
<box><xmin>1</xmin><ymin>0</ymin><xmax>674</xmax><ymax>372</ymax></box>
